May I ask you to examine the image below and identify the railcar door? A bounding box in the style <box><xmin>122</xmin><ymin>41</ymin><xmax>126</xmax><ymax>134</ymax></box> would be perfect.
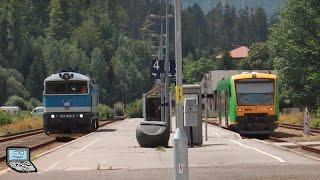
<box><xmin>225</xmin><ymin>88</ymin><xmax>230</xmax><ymax>127</ymax></box>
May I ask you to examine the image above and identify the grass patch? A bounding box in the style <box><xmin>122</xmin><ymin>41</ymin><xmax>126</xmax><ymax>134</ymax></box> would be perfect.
<box><xmin>279</xmin><ymin>112</ymin><xmax>320</xmax><ymax>128</ymax></box>
<box><xmin>310</xmin><ymin>117</ymin><xmax>320</xmax><ymax>128</ymax></box>
<box><xmin>155</xmin><ymin>146</ymin><xmax>166</xmax><ymax>152</ymax></box>
<box><xmin>278</xmin><ymin>112</ymin><xmax>304</xmax><ymax>125</ymax></box>
<box><xmin>0</xmin><ymin>112</ymin><xmax>43</xmax><ymax>136</ymax></box>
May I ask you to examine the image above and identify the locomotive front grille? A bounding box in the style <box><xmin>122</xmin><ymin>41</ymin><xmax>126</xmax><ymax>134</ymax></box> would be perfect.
<box><xmin>244</xmin><ymin>113</ymin><xmax>268</xmax><ymax>117</ymax></box>
<box><xmin>236</xmin><ymin>115</ymin><xmax>277</xmax><ymax>133</ymax></box>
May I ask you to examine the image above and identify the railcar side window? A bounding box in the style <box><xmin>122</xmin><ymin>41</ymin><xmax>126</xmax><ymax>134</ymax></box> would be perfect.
<box><xmin>45</xmin><ymin>81</ymin><xmax>88</xmax><ymax>94</ymax></box>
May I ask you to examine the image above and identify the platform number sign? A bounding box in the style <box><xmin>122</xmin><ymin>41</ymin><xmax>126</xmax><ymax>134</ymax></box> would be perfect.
<box><xmin>169</xmin><ymin>60</ymin><xmax>176</xmax><ymax>77</ymax></box>
<box><xmin>150</xmin><ymin>59</ymin><xmax>176</xmax><ymax>79</ymax></box>
<box><xmin>151</xmin><ymin>59</ymin><xmax>164</xmax><ymax>79</ymax></box>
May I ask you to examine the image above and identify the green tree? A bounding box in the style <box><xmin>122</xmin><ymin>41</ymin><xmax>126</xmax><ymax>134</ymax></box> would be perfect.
<box><xmin>221</xmin><ymin>4</ymin><xmax>236</xmax><ymax>50</ymax></box>
<box><xmin>268</xmin><ymin>0</ymin><xmax>320</xmax><ymax>108</ymax></box>
<box><xmin>111</xmin><ymin>36</ymin><xmax>151</xmax><ymax>104</ymax></box>
<box><xmin>5</xmin><ymin>95</ymin><xmax>27</xmax><ymax>110</ymax></box>
<box><xmin>234</xmin><ymin>7</ymin><xmax>250</xmax><ymax>45</ymax></box>
<box><xmin>71</xmin><ymin>18</ymin><xmax>101</xmax><ymax>56</ymax></box>
<box><xmin>0</xmin><ymin>67</ymin><xmax>26</xmax><ymax>103</ymax></box>
<box><xmin>0</xmin><ymin>4</ymin><xmax>9</xmax><ymax>67</ymax></box>
<box><xmin>238</xmin><ymin>42</ymin><xmax>271</xmax><ymax>70</ymax></box>
<box><xmin>251</xmin><ymin>7</ymin><xmax>268</xmax><ymax>42</ymax></box>
<box><xmin>182</xmin><ymin>4</ymin><xmax>208</xmax><ymax>58</ymax></box>
<box><xmin>184</xmin><ymin>57</ymin><xmax>218</xmax><ymax>83</ymax></box>
<box><xmin>90</xmin><ymin>48</ymin><xmax>109</xmax><ymax>103</ymax></box>
<box><xmin>47</xmin><ymin>0</ymin><xmax>71</xmax><ymax>40</ymax></box>
<box><xmin>26</xmin><ymin>58</ymin><xmax>47</xmax><ymax>100</ymax></box>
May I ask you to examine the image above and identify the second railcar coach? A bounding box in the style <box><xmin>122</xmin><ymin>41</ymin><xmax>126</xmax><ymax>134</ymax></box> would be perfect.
<box><xmin>43</xmin><ymin>71</ymin><xmax>99</xmax><ymax>139</ymax></box>
<box><xmin>216</xmin><ymin>72</ymin><xmax>279</xmax><ymax>135</ymax></box>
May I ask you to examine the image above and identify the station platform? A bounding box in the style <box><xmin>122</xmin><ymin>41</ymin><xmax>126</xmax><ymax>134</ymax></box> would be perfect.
<box><xmin>1</xmin><ymin>118</ymin><xmax>320</xmax><ymax>180</ymax></box>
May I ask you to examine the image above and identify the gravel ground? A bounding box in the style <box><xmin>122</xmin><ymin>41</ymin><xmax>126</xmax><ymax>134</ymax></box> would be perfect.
<box><xmin>273</xmin><ymin>127</ymin><xmax>320</xmax><ymax>142</ymax></box>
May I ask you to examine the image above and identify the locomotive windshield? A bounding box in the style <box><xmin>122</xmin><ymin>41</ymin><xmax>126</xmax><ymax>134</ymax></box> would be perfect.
<box><xmin>45</xmin><ymin>81</ymin><xmax>88</xmax><ymax>94</ymax></box>
<box><xmin>235</xmin><ymin>79</ymin><xmax>274</xmax><ymax>106</ymax></box>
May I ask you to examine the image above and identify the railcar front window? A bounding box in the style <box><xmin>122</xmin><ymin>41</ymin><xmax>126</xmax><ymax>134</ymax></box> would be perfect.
<box><xmin>236</xmin><ymin>79</ymin><xmax>274</xmax><ymax>106</ymax></box>
<box><xmin>45</xmin><ymin>81</ymin><xmax>88</xmax><ymax>94</ymax></box>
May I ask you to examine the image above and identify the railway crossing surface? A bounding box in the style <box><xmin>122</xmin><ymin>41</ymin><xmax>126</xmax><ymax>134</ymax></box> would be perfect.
<box><xmin>1</xmin><ymin>118</ymin><xmax>320</xmax><ymax>180</ymax></box>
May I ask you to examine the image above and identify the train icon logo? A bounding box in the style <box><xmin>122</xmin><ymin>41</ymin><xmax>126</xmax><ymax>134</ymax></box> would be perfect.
<box><xmin>6</xmin><ymin>146</ymin><xmax>37</xmax><ymax>173</ymax></box>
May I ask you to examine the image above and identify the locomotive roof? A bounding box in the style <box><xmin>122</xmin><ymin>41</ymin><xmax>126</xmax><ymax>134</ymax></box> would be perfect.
<box><xmin>44</xmin><ymin>72</ymin><xmax>90</xmax><ymax>82</ymax></box>
<box><xmin>232</xmin><ymin>72</ymin><xmax>276</xmax><ymax>80</ymax></box>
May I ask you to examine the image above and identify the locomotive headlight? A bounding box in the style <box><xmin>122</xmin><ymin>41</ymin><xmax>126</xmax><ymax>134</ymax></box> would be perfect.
<box><xmin>79</xmin><ymin>114</ymin><xmax>84</xmax><ymax>118</ymax></box>
<box><xmin>237</xmin><ymin>108</ymin><xmax>242</xmax><ymax>112</ymax></box>
<box><xmin>50</xmin><ymin>114</ymin><xmax>55</xmax><ymax>119</ymax></box>
<box><xmin>270</xmin><ymin>107</ymin><xmax>274</xmax><ymax>111</ymax></box>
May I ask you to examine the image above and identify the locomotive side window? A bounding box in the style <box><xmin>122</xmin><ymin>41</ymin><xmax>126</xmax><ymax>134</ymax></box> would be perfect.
<box><xmin>45</xmin><ymin>81</ymin><xmax>88</xmax><ymax>94</ymax></box>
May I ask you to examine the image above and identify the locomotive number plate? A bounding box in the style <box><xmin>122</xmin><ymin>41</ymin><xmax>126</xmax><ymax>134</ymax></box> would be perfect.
<box><xmin>58</xmin><ymin>114</ymin><xmax>76</xmax><ymax>118</ymax></box>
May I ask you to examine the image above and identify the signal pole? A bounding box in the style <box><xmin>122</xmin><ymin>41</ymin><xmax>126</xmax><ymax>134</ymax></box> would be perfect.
<box><xmin>165</xmin><ymin>0</ymin><xmax>170</xmax><ymax>131</ymax></box>
<box><xmin>150</xmin><ymin>14</ymin><xmax>165</xmax><ymax>123</ymax></box>
<box><xmin>173</xmin><ymin>0</ymin><xmax>188</xmax><ymax>179</ymax></box>
<box><xmin>160</xmin><ymin>19</ymin><xmax>165</xmax><ymax>123</ymax></box>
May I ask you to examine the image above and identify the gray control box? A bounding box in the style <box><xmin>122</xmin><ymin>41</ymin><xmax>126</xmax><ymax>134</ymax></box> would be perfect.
<box><xmin>183</xmin><ymin>84</ymin><xmax>203</xmax><ymax>146</ymax></box>
<box><xmin>184</xmin><ymin>98</ymin><xmax>198</xmax><ymax>127</ymax></box>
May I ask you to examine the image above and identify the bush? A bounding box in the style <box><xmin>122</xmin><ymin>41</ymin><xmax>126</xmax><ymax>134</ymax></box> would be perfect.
<box><xmin>0</xmin><ymin>111</ymin><xmax>14</xmax><ymax>126</ymax></box>
<box><xmin>26</xmin><ymin>98</ymin><xmax>41</xmax><ymax>111</ymax></box>
<box><xmin>115</xmin><ymin>107</ymin><xmax>124</xmax><ymax>116</ymax></box>
<box><xmin>97</xmin><ymin>104</ymin><xmax>115</xmax><ymax>120</ymax></box>
<box><xmin>125</xmin><ymin>99</ymin><xmax>142</xmax><ymax>118</ymax></box>
<box><xmin>5</xmin><ymin>96</ymin><xmax>27</xmax><ymax>110</ymax></box>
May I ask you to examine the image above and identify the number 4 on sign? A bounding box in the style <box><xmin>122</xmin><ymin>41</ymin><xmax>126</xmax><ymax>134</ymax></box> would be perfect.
<box><xmin>153</xmin><ymin>60</ymin><xmax>160</xmax><ymax>70</ymax></box>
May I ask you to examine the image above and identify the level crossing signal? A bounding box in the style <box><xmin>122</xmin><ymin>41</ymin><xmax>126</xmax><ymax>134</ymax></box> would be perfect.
<box><xmin>151</xmin><ymin>59</ymin><xmax>176</xmax><ymax>79</ymax></box>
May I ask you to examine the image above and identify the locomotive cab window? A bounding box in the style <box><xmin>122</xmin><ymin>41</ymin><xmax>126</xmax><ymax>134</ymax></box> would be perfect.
<box><xmin>45</xmin><ymin>81</ymin><xmax>88</xmax><ymax>94</ymax></box>
<box><xmin>235</xmin><ymin>79</ymin><xmax>274</xmax><ymax>106</ymax></box>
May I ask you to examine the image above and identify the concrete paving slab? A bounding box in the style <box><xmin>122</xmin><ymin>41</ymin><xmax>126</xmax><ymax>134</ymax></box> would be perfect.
<box><xmin>1</xmin><ymin>118</ymin><xmax>320</xmax><ymax>179</ymax></box>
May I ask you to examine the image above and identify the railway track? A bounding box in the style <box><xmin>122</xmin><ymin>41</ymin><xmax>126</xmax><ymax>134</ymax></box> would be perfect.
<box><xmin>206</xmin><ymin>119</ymin><xmax>320</xmax><ymax>155</ymax></box>
<box><xmin>0</xmin><ymin>129</ymin><xmax>44</xmax><ymax>143</ymax></box>
<box><xmin>0</xmin><ymin>118</ymin><xmax>123</xmax><ymax>162</ymax></box>
<box><xmin>268</xmin><ymin>136</ymin><xmax>320</xmax><ymax>155</ymax></box>
<box><xmin>278</xmin><ymin>123</ymin><xmax>320</xmax><ymax>134</ymax></box>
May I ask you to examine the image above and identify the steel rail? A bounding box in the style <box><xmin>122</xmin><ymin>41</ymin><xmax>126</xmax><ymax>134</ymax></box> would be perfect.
<box><xmin>269</xmin><ymin>136</ymin><xmax>320</xmax><ymax>155</ymax></box>
<box><xmin>278</xmin><ymin>123</ymin><xmax>320</xmax><ymax>134</ymax></box>
<box><xmin>0</xmin><ymin>129</ymin><xmax>45</xmax><ymax>143</ymax></box>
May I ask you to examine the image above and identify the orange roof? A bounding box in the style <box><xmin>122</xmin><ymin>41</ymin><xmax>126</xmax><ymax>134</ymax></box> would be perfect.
<box><xmin>229</xmin><ymin>46</ymin><xmax>249</xmax><ymax>59</ymax></box>
<box><xmin>216</xmin><ymin>46</ymin><xmax>249</xmax><ymax>59</ymax></box>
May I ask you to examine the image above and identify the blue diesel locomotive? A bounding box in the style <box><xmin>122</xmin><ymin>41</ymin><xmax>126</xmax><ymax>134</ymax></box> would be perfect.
<box><xmin>43</xmin><ymin>71</ymin><xmax>99</xmax><ymax>138</ymax></box>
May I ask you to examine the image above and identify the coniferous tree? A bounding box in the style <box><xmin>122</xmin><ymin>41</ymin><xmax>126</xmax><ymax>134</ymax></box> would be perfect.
<box><xmin>26</xmin><ymin>58</ymin><xmax>47</xmax><ymax>99</ymax></box>
<box><xmin>48</xmin><ymin>0</ymin><xmax>71</xmax><ymax>40</ymax></box>
<box><xmin>252</xmin><ymin>7</ymin><xmax>268</xmax><ymax>42</ymax></box>
<box><xmin>234</xmin><ymin>7</ymin><xmax>250</xmax><ymax>45</ymax></box>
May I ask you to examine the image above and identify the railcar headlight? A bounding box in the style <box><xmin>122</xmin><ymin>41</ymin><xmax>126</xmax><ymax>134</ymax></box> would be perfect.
<box><xmin>270</xmin><ymin>107</ymin><xmax>274</xmax><ymax>111</ymax></box>
<box><xmin>79</xmin><ymin>114</ymin><xmax>84</xmax><ymax>118</ymax></box>
<box><xmin>237</xmin><ymin>108</ymin><xmax>242</xmax><ymax>112</ymax></box>
<box><xmin>50</xmin><ymin>114</ymin><xmax>55</xmax><ymax>119</ymax></box>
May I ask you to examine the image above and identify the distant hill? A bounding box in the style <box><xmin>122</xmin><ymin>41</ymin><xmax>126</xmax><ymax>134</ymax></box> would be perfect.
<box><xmin>182</xmin><ymin>0</ymin><xmax>283</xmax><ymax>16</ymax></box>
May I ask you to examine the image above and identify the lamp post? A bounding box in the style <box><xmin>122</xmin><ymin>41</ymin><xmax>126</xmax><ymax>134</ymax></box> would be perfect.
<box><xmin>150</xmin><ymin>12</ymin><xmax>173</xmax><ymax>126</ymax></box>
<box><xmin>150</xmin><ymin>14</ymin><xmax>165</xmax><ymax>123</ymax></box>
<box><xmin>173</xmin><ymin>0</ymin><xmax>188</xmax><ymax>179</ymax></box>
